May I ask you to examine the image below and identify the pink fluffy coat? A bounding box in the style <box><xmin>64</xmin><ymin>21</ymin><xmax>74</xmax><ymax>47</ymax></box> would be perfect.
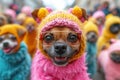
<box><xmin>98</xmin><ymin>40</ymin><xmax>120</xmax><ymax>80</ymax></box>
<box><xmin>31</xmin><ymin>50</ymin><xmax>90</xmax><ymax>80</ymax></box>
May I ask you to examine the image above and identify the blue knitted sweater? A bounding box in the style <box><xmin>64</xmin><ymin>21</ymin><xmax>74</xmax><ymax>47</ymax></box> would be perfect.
<box><xmin>0</xmin><ymin>42</ymin><xmax>31</xmax><ymax>80</ymax></box>
<box><xmin>86</xmin><ymin>42</ymin><xmax>97</xmax><ymax>78</ymax></box>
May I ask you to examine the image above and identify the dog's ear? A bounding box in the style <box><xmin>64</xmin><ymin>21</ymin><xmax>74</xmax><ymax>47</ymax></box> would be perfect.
<box><xmin>17</xmin><ymin>27</ymin><xmax>26</xmax><ymax>38</ymax></box>
<box><xmin>32</xmin><ymin>8</ymin><xmax>50</xmax><ymax>22</ymax></box>
<box><xmin>70</xmin><ymin>6</ymin><xmax>88</xmax><ymax>22</ymax></box>
<box><xmin>32</xmin><ymin>9</ymin><xmax>39</xmax><ymax>20</ymax></box>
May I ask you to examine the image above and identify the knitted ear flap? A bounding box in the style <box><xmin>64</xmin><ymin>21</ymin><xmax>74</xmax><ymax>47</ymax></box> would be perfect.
<box><xmin>71</xmin><ymin>6</ymin><xmax>88</xmax><ymax>22</ymax></box>
<box><xmin>32</xmin><ymin>8</ymin><xmax>50</xmax><ymax>22</ymax></box>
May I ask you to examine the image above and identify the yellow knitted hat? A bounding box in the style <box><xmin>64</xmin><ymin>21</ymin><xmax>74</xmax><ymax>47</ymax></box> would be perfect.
<box><xmin>32</xmin><ymin>6</ymin><xmax>87</xmax><ymax>62</ymax></box>
<box><xmin>102</xmin><ymin>15</ymin><xmax>120</xmax><ymax>38</ymax></box>
<box><xmin>0</xmin><ymin>24</ymin><xmax>26</xmax><ymax>51</ymax></box>
<box><xmin>84</xmin><ymin>21</ymin><xmax>99</xmax><ymax>35</ymax></box>
<box><xmin>23</xmin><ymin>17</ymin><xmax>38</xmax><ymax>27</ymax></box>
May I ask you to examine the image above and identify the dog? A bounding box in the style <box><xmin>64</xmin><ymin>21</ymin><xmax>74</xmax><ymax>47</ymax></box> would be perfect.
<box><xmin>23</xmin><ymin>17</ymin><xmax>38</xmax><ymax>58</ymax></box>
<box><xmin>0</xmin><ymin>24</ymin><xmax>31</xmax><ymax>80</ymax></box>
<box><xmin>97</xmin><ymin>15</ymin><xmax>120</xmax><ymax>55</ymax></box>
<box><xmin>0</xmin><ymin>13</ymin><xmax>7</xmax><ymax>26</ymax></box>
<box><xmin>16</xmin><ymin>13</ymin><xmax>27</xmax><ymax>25</ymax></box>
<box><xmin>98</xmin><ymin>39</ymin><xmax>120</xmax><ymax>80</ymax></box>
<box><xmin>31</xmin><ymin>6</ymin><xmax>90</xmax><ymax>80</ymax></box>
<box><xmin>84</xmin><ymin>21</ymin><xmax>98</xmax><ymax>78</ymax></box>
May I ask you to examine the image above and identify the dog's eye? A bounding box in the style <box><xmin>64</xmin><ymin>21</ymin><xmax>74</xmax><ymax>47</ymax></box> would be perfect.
<box><xmin>67</xmin><ymin>33</ymin><xmax>78</xmax><ymax>42</ymax></box>
<box><xmin>44</xmin><ymin>34</ymin><xmax>54</xmax><ymax>43</ymax></box>
<box><xmin>11</xmin><ymin>36</ymin><xmax>16</xmax><ymax>41</ymax></box>
<box><xmin>0</xmin><ymin>37</ymin><xmax>3</xmax><ymax>42</ymax></box>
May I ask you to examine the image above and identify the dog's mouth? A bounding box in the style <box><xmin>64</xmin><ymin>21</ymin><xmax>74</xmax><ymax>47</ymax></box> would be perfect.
<box><xmin>3</xmin><ymin>46</ymin><xmax>16</xmax><ymax>54</ymax></box>
<box><xmin>52</xmin><ymin>57</ymin><xmax>69</xmax><ymax>66</ymax></box>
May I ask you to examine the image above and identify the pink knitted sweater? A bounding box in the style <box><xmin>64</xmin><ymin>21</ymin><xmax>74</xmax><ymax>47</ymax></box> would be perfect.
<box><xmin>98</xmin><ymin>40</ymin><xmax>120</xmax><ymax>80</ymax></box>
<box><xmin>31</xmin><ymin>50</ymin><xmax>90</xmax><ymax>80</ymax></box>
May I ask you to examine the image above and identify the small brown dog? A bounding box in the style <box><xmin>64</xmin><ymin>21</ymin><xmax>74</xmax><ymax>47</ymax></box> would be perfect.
<box><xmin>23</xmin><ymin>17</ymin><xmax>38</xmax><ymax>58</ymax></box>
<box><xmin>31</xmin><ymin>6</ymin><xmax>90</xmax><ymax>80</ymax></box>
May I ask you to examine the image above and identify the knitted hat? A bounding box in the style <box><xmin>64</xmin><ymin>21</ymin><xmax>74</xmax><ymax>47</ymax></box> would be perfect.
<box><xmin>92</xmin><ymin>10</ymin><xmax>105</xmax><ymax>19</ymax></box>
<box><xmin>4</xmin><ymin>9</ymin><xmax>16</xmax><ymax>21</ymax></box>
<box><xmin>32</xmin><ymin>6</ymin><xmax>87</xmax><ymax>62</ymax></box>
<box><xmin>108</xmin><ymin>40</ymin><xmax>120</xmax><ymax>53</ymax></box>
<box><xmin>21</xmin><ymin>6</ymin><xmax>32</xmax><ymax>16</ymax></box>
<box><xmin>102</xmin><ymin>15</ymin><xmax>120</xmax><ymax>38</ymax></box>
<box><xmin>84</xmin><ymin>21</ymin><xmax>99</xmax><ymax>35</ymax></box>
<box><xmin>23</xmin><ymin>17</ymin><xmax>37</xmax><ymax>27</ymax></box>
<box><xmin>0</xmin><ymin>24</ymin><xmax>26</xmax><ymax>52</ymax></box>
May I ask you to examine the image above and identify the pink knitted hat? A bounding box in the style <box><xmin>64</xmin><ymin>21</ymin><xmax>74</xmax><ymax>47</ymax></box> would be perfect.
<box><xmin>21</xmin><ymin>6</ymin><xmax>32</xmax><ymax>16</ymax></box>
<box><xmin>4</xmin><ymin>9</ymin><xmax>16</xmax><ymax>20</ymax></box>
<box><xmin>92</xmin><ymin>10</ymin><xmax>105</xmax><ymax>19</ymax></box>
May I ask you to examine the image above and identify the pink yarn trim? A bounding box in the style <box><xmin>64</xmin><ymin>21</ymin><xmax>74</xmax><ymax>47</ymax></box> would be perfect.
<box><xmin>41</xmin><ymin>18</ymin><xmax>82</xmax><ymax>34</ymax></box>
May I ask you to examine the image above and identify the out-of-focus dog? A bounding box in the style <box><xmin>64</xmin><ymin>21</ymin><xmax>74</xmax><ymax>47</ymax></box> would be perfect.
<box><xmin>31</xmin><ymin>6</ymin><xmax>90</xmax><ymax>80</ymax></box>
<box><xmin>98</xmin><ymin>39</ymin><xmax>120</xmax><ymax>80</ymax></box>
<box><xmin>23</xmin><ymin>17</ymin><xmax>38</xmax><ymax>58</ymax></box>
<box><xmin>97</xmin><ymin>15</ymin><xmax>120</xmax><ymax>55</ymax></box>
<box><xmin>84</xmin><ymin>21</ymin><xmax>99</xmax><ymax>78</ymax></box>
<box><xmin>0</xmin><ymin>24</ymin><xmax>31</xmax><ymax>80</ymax></box>
<box><xmin>0</xmin><ymin>13</ymin><xmax>7</xmax><ymax>26</ymax></box>
<box><xmin>16</xmin><ymin>13</ymin><xmax>27</xmax><ymax>25</ymax></box>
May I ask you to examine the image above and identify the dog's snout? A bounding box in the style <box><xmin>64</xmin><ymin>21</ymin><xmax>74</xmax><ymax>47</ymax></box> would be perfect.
<box><xmin>3</xmin><ymin>42</ymin><xmax>9</xmax><ymax>48</ymax></box>
<box><xmin>92</xmin><ymin>34</ymin><xmax>96</xmax><ymax>38</ymax></box>
<box><xmin>54</xmin><ymin>42</ymin><xmax>67</xmax><ymax>54</ymax></box>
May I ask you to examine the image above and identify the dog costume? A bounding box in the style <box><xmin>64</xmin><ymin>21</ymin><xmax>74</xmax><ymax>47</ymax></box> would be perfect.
<box><xmin>0</xmin><ymin>24</ymin><xmax>31</xmax><ymax>80</ymax></box>
<box><xmin>31</xmin><ymin>6</ymin><xmax>90</xmax><ymax>80</ymax></box>
<box><xmin>97</xmin><ymin>15</ymin><xmax>120</xmax><ymax>55</ymax></box>
<box><xmin>92</xmin><ymin>11</ymin><xmax>105</xmax><ymax>36</ymax></box>
<box><xmin>98</xmin><ymin>40</ymin><xmax>120</xmax><ymax>80</ymax></box>
<box><xmin>23</xmin><ymin>17</ymin><xmax>38</xmax><ymax>58</ymax></box>
<box><xmin>84</xmin><ymin>21</ymin><xmax>99</xmax><ymax>78</ymax></box>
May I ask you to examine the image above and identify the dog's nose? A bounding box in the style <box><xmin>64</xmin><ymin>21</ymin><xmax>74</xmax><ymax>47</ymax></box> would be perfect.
<box><xmin>92</xmin><ymin>34</ymin><xmax>96</xmax><ymax>38</ymax></box>
<box><xmin>3</xmin><ymin>42</ymin><xmax>9</xmax><ymax>48</ymax></box>
<box><xmin>54</xmin><ymin>42</ymin><xmax>67</xmax><ymax>54</ymax></box>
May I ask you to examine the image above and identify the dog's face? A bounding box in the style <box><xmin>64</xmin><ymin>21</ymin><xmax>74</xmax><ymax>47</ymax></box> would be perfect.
<box><xmin>0</xmin><ymin>33</ymin><xmax>18</xmax><ymax>54</ymax></box>
<box><xmin>110</xmin><ymin>51</ymin><xmax>120</xmax><ymax>63</ymax></box>
<box><xmin>25</xmin><ymin>23</ymin><xmax>35</xmax><ymax>32</ymax></box>
<box><xmin>42</xmin><ymin>27</ymin><xmax>80</xmax><ymax>66</ymax></box>
<box><xmin>0</xmin><ymin>16</ymin><xmax>7</xmax><ymax>26</ymax></box>
<box><xmin>86</xmin><ymin>31</ymin><xmax>98</xmax><ymax>43</ymax></box>
<box><xmin>109</xmin><ymin>23</ymin><xmax>120</xmax><ymax>34</ymax></box>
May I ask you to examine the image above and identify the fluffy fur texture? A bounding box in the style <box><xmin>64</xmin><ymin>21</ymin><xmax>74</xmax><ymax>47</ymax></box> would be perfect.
<box><xmin>97</xmin><ymin>16</ymin><xmax>120</xmax><ymax>55</ymax></box>
<box><xmin>98</xmin><ymin>40</ymin><xmax>120</xmax><ymax>80</ymax></box>
<box><xmin>23</xmin><ymin>17</ymin><xmax>38</xmax><ymax>58</ymax></box>
<box><xmin>84</xmin><ymin>21</ymin><xmax>98</xmax><ymax>78</ymax></box>
<box><xmin>31</xmin><ymin>6</ymin><xmax>90</xmax><ymax>80</ymax></box>
<box><xmin>0</xmin><ymin>42</ymin><xmax>31</xmax><ymax>80</ymax></box>
<box><xmin>32</xmin><ymin>50</ymin><xmax>89</xmax><ymax>80</ymax></box>
<box><xmin>0</xmin><ymin>24</ymin><xmax>31</xmax><ymax>80</ymax></box>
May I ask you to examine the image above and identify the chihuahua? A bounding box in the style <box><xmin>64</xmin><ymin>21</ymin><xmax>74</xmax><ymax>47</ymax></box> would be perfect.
<box><xmin>0</xmin><ymin>24</ymin><xmax>31</xmax><ymax>80</ymax></box>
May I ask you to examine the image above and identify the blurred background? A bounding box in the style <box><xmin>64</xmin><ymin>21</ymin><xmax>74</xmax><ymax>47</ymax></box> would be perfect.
<box><xmin>0</xmin><ymin>0</ymin><xmax>120</xmax><ymax>15</ymax></box>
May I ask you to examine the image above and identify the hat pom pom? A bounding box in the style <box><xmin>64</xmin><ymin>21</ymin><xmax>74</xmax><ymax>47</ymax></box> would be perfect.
<box><xmin>71</xmin><ymin>6</ymin><xmax>82</xmax><ymax>19</ymax></box>
<box><xmin>37</xmin><ymin>8</ymin><xmax>49</xmax><ymax>21</ymax></box>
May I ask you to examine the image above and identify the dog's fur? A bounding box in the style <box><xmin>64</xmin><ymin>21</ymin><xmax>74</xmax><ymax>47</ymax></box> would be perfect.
<box><xmin>23</xmin><ymin>17</ymin><xmax>38</xmax><ymax>58</ymax></box>
<box><xmin>98</xmin><ymin>40</ymin><xmax>120</xmax><ymax>80</ymax></box>
<box><xmin>0</xmin><ymin>24</ymin><xmax>31</xmax><ymax>80</ymax></box>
